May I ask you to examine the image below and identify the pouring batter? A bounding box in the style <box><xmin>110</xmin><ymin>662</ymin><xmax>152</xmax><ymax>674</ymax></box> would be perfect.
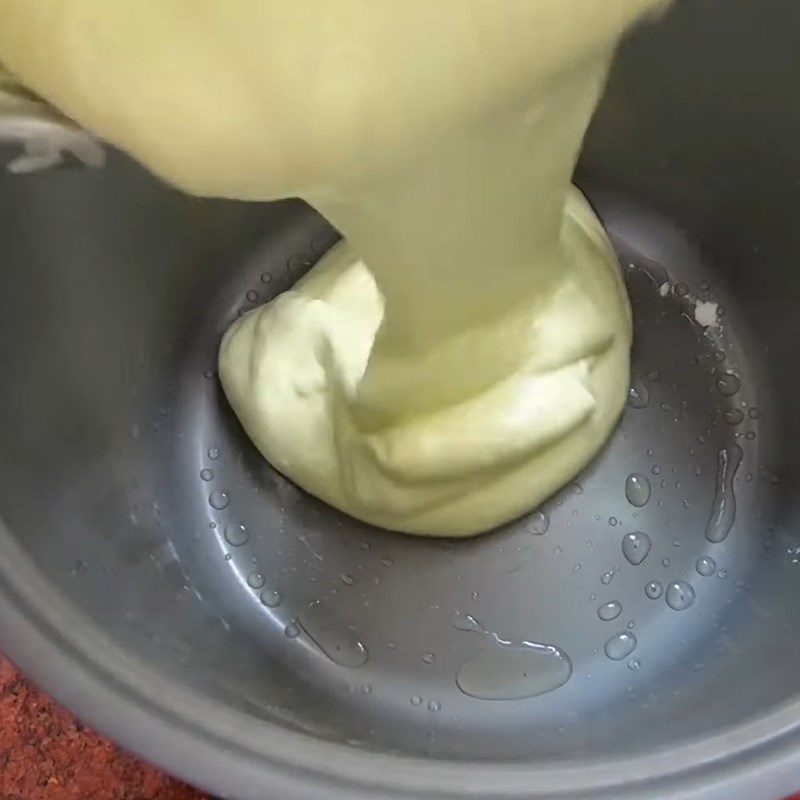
<box><xmin>0</xmin><ymin>1</ymin><xmax>664</xmax><ymax>535</ymax></box>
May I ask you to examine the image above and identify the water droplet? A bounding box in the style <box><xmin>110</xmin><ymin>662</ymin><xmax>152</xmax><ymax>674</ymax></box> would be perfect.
<box><xmin>428</xmin><ymin>700</ymin><xmax>442</xmax><ymax>712</ymax></box>
<box><xmin>285</xmin><ymin>621</ymin><xmax>300</xmax><ymax>639</ymax></box>
<box><xmin>410</xmin><ymin>695</ymin><xmax>424</xmax><ymax>706</ymax></box>
<box><xmin>645</xmin><ymin>581</ymin><xmax>663</xmax><ymax>599</ymax></box>
<box><xmin>361</xmin><ymin>683</ymin><xmax>373</xmax><ymax>695</ymax></box>
<box><xmin>661</xmin><ymin>558</ymin><xmax>671</xmax><ymax>567</ymax></box>
<box><xmin>471</xmin><ymin>591</ymin><xmax>480</xmax><ymax>601</ymax></box>
<box><xmin>452</xmin><ymin>611</ymin><xmax>485</xmax><ymax>634</ymax></box>
<box><xmin>260</xmin><ymin>271</ymin><xmax>273</xmax><ymax>283</ymax></box>
<box><xmin>246</xmin><ymin>289</ymin><xmax>259</xmax><ymax>302</ymax></box>
<box><xmin>716</xmin><ymin>569</ymin><xmax>728</xmax><ymax>580</ymax></box>
<box><xmin>625</xmin><ymin>474</ymin><xmax>652</xmax><ymax>508</ymax></box>
<box><xmin>700</xmin><ymin>280</ymin><xmax>712</xmax><ymax>291</ymax></box>
<box><xmin>422</xmin><ymin>652</ymin><xmax>436</xmax><ymax>664</ymax></box>
<box><xmin>672</xmin><ymin>538</ymin><xmax>681</xmax><ymax>548</ymax></box>
<box><xmin>627</xmin><ymin>620</ymin><xmax>636</xmax><ymax>630</ymax></box>
<box><xmin>706</xmin><ymin>444</ymin><xmax>743</xmax><ymax>543</ymax></box>
<box><xmin>675</xmin><ymin>282</ymin><xmax>690</xmax><ymax>297</ymax></box>
<box><xmin>200</xmin><ymin>468</ymin><xmax>214</xmax><ymax>481</ymax></box>
<box><xmin>456</xmin><ymin>634</ymin><xmax>572</xmax><ymax>701</ymax></box>
<box><xmin>628</xmin><ymin>658</ymin><xmax>642</xmax><ymax>671</ymax></box>
<box><xmin>604</xmin><ymin>632</ymin><xmax>637</xmax><ymax>661</ymax></box>
<box><xmin>572</xmin><ymin>482</ymin><xmax>584</xmax><ymax>495</ymax></box>
<box><xmin>717</xmin><ymin>373</ymin><xmax>741</xmax><ymax>397</ymax></box>
<box><xmin>247</xmin><ymin>572</ymin><xmax>265</xmax><ymax>590</ymax></box>
<box><xmin>260</xmin><ymin>589</ymin><xmax>281</xmax><ymax>608</ymax></box>
<box><xmin>298</xmin><ymin>602</ymin><xmax>369</xmax><ymax>668</ymax></box>
<box><xmin>627</xmin><ymin>380</ymin><xmax>651</xmax><ymax>409</ymax></box>
<box><xmin>745</xmin><ymin>431</ymin><xmax>756</xmax><ymax>441</ymax></box>
<box><xmin>748</xmin><ymin>407</ymin><xmax>761</xmax><ymax>420</ymax></box>
<box><xmin>666</xmin><ymin>581</ymin><xmax>696</xmax><ymax>611</ymax></box>
<box><xmin>571</xmin><ymin>563</ymin><xmax>582</xmax><ymax>574</ymax></box>
<box><xmin>531</xmin><ymin>511</ymin><xmax>550</xmax><ymax>535</ymax></box>
<box><xmin>647</xmin><ymin>370</ymin><xmax>660</xmax><ymax>382</ymax></box>
<box><xmin>696</xmin><ymin>556</ymin><xmax>716</xmax><ymax>577</ymax></box>
<box><xmin>209</xmin><ymin>490</ymin><xmax>230</xmax><ymax>510</ymax></box>
<box><xmin>601</xmin><ymin>568</ymin><xmax>618</xmax><ymax>586</ymax></box>
<box><xmin>223</xmin><ymin>522</ymin><xmax>249</xmax><ymax>547</ymax></box>
<box><xmin>651</xmin><ymin>465</ymin><xmax>662</xmax><ymax>475</ymax></box>
<box><xmin>609</xmin><ymin>517</ymin><xmax>619</xmax><ymax>527</ymax></box>
<box><xmin>207</xmin><ymin>447</ymin><xmax>220</xmax><ymax>460</ymax></box>
<box><xmin>598</xmin><ymin>601</ymin><xmax>622</xmax><ymax>621</ymax></box>
<box><xmin>203</xmin><ymin>369</ymin><xmax>215</xmax><ymax>380</ymax></box>
<box><xmin>622</xmin><ymin>532</ymin><xmax>652</xmax><ymax>566</ymax></box>
<box><xmin>380</xmin><ymin>557</ymin><xmax>393</xmax><ymax>567</ymax></box>
<box><xmin>341</xmin><ymin>573</ymin><xmax>355</xmax><ymax>586</ymax></box>
<box><xmin>724</xmin><ymin>409</ymin><xmax>744</xmax><ymax>425</ymax></box>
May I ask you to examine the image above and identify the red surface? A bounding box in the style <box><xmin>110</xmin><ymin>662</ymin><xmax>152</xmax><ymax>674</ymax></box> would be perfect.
<box><xmin>3</xmin><ymin>650</ymin><xmax>800</xmax><ymax>800</ymax></box>
<box><xmin>0</xmin><ymin>654</ymin><xmax>206</xmax><ymax>800</ymax></box>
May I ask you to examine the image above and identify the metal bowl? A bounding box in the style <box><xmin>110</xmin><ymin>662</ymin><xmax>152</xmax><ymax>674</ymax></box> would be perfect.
<box><xmin>1</xmin><ymin>1</ymin><xmax>799</xmax><ymax>798</ymax></box>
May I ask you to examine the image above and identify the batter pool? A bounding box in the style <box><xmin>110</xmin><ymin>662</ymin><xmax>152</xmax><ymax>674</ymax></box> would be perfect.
<box><xmin>0</xmin><ymin>1</ymin><xmax>665</xmax><ymax>536</ymax></box>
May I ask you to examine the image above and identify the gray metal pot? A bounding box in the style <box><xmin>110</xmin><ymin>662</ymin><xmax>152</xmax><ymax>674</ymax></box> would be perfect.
<box><xmin>1</xmin><ymin>1</ymin><xmax>799</xmax><ymax>798</ymax></box>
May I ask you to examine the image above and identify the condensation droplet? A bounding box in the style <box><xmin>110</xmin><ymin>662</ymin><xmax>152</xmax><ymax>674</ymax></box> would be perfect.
<box><xmin>260</xmin><ymin>589</ymin><xmax>281</xmax><ymax>608</ymax></box>
<box><xmin>622</xmin><ymin>532</ymin><xmax>652</xmax><ymax>566</ymax></box>
<box><xmin>428</xmin><ymin>700</ymin><xmax>442</xmax><ymax>712</ymax></box>
<box><xmin>666</xmin><ymin>581</ymin><xmax>696</xmax><ymax>611</ymax></box>
<box><xmin>260</xmin><ymin>271</ymin><xmax>273</xmax><ymax>284</ymax></box>
<box><xmin>627</xmin><ymin>380</ymin><xmax>651</xmax><ymax>409</ymax></box>
<box><xmin>609</xmin><ymin>517</ymin><xmax>619</xmax><ymax>527</ymax></box>
<box><xmin>207</xmin><ymin>447</ymin><xmax>220</xmax><ymax>460</ymax></box>
<box><xmin>341</xmin><ymin>573</ymin><xmax>356</xmax><ymax>586</ymax></box>
<box><xmin>645</xmin><ymin>580</ymin><xmax>664</xmax><ymax>600</ymax></box>
<box><xmin>625</xmin><ymin>474</ymin><xmax>652</xmax><ymax>508</ymax></box>
<box><xmin>706</xmin><ymin>444</ymin><xmax>743</xmax><ymax>543</ymax></box>
<box><xmin>717</xmin><ymin>372</ymin><xmax>741</xmax><ymax>397</ymax></box>
<box><xmin>200</xmin><ymin>468</ymin><xmax>214</xmax><ymax>482</ymax></box>
<box><xmin>604</xmin><ymin>632</ymin><xmax>637</xmax><ymax>661</ymax></box>
<box><xmin>246</xmin><ymin>289</ymin><xmax>259</xmax><ymax>302</ymax></box>
<box><xmin>628</xmin><ymin>658</ymin><xmax>642</xmax><ymax>671</ymax></box>
<box><xmin>724</xmin><ymin>409</ymin><xmax>744</xmax><ymax>425</ymax></box>
<box><xmin>224</xmin><ymin>522</ymin><xmax>249</xmax><ymax>547</ymax></box>
<box><xmin>598</xmin><ymin>601</ymin><xmax>622</xmax><ymax>621</ymax></box>
<box><xmin>410</xmin><ymin>695</ymin><xmax>424</xmax><ymax>706</ymax></box>
<box><xmin>208</xmin><ymin>490</ymin><xmax>230</xmax><ymax>510</ymax></box>
<box><xmin>748</xmin><ymin>407</ymin><xmax>761</xmax><ymax>420</ymax></box>
<box><xmin>601</xmin><ymin>568</ymin><xmax>618</xmax><ymax>586</ymax></box>
<box><xmin>696</xmin><ymin>556</ymin><xmax>716</xmax><ymax>577</ymax></box>
<box><xmin>422</xmin><ymin>652</ymin><xmax>436</xmax><ymax>664</ymax></box>
<box><xmin>298</xmin><ymin>602</ymin><xmax>369</xmax><ymax>668</ymax></box>
<box><xmin>247</xmin><ymin>572</ymin><xmax>265</xmax><ymax>590</ymax></box>
<box><xmin>531</xmin><ymin>511</ymin><xmax>550</xmax><ymax>535</ymax></box>
<box><xmin>285</xmin><ymin>621</ymin><xmax>301</xmax><ymax>639</ymax></box>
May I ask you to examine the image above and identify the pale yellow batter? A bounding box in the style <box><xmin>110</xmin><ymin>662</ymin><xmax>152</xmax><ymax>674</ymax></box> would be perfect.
<box><xmin>0</xmin><ymin>1</ymin><xmax>664</xmax><ymax>536</ymax></box>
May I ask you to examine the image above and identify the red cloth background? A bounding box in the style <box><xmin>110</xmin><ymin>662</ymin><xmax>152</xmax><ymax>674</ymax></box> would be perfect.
<box><xmin>0</xmin><ymin>654</ymin><xmax>206</xmax><ymax>800</ymax></box>
<box><xmin>2</xmin><ymin>651</ymin><xmax>800</xmax><ymax>799</ymax></box>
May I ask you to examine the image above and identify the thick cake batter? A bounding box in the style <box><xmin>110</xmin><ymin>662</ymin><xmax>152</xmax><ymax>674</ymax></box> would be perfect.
<box><xmin>0</xmin><ymin>1</ymin><xmax>663</xmax><ymax>535</ymax></box>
